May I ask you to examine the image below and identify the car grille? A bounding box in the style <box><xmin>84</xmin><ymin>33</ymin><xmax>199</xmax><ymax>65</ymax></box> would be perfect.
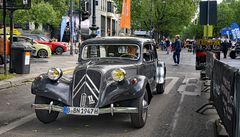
<box><xmin>72</xmin><ymin>69</ymin><xmax>102</xmax><ymax>107</ymax></box>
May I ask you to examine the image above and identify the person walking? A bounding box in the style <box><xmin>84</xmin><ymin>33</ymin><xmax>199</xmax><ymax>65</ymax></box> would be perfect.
<box><xmin>221</xmin><ymin>39</ymin><xmax>230</xmax><ymax>58</ymax></box>
<box><xmin>165</xmin><ymin>38</ymin><xmax>170</xmax><ymax>54</ymax></box>
<box><xmin>172</xmin><ymin>35</ymin><xmax>182</xmax><ymax>65</ymax></box>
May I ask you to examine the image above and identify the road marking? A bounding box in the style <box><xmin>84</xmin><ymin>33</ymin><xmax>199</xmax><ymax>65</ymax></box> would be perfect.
<box><xmin>164</xmin><ymin>77</ymin><xmax>180</xmax><ymax>94</ymax></box>
<box><xmin>170</xmin><ymin>94</ymin><xmax>185</xmax><ymax>137</ymax></box>
<box><xmin>0</xmin><ymin>113</ymin><xmax>35</xmax><ymax>135</ymax></box>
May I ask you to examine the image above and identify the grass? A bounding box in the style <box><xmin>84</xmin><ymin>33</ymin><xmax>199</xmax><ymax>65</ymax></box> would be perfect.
<box><xmin>0</xmin><ymin>74</ymin><xmax>15</xmax><ymax>81</ymax></box>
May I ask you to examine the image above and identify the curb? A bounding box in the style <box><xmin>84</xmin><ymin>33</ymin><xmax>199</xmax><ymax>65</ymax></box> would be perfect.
<box><xmin>0</xmin><ymin>67</ymin><xmax>75</xmax><ymax>90</ymax></box>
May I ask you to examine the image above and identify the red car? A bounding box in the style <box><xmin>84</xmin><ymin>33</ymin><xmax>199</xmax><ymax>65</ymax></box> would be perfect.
<box><xmin>23</xmin><ymin>34</ymin><xmax>68</xmax><ymax>55</ymax></box>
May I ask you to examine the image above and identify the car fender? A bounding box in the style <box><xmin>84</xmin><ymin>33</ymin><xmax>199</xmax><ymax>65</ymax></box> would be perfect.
<box><xmin>99</xmin><ymin>75</ymin><xmax>150</xmax><ymax>107</ymax></box>
<box><xmin>156</xmin><ymin>61</ymin><xmax>166</xmax><ymax>84</ymax></box>
<box><xmin>31</xmin><ymin>74</ymin><xmax>72</xmax><ymax>105</ymax></box>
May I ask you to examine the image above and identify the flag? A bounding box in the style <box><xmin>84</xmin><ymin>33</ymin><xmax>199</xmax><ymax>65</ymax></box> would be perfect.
<box><xmin>120</xmin><ymin>0</ymin><xmax>131</xmax><ymax>29</ymax></box>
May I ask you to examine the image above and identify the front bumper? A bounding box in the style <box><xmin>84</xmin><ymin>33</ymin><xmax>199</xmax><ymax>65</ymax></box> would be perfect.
<box><xmin>32</xmin><ymin>103</ymin><xmax>138</xmax><ymax>115</ymax></box>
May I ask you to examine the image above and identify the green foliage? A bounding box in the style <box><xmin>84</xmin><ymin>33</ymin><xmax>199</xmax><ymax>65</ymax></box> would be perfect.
<box><xmin>13</xmin><ymin>0</ymin><xmax>69</xmax><ymax>29</ymax></box>
<box><xmin>115</xmin><ymin>0</ymin><xmax>197</xmax><ymax>39</ymax></box>
<box><xmin>30</xmin><ymin>29</ymin><xmax>44</xmax><ymax>34</ymax></box>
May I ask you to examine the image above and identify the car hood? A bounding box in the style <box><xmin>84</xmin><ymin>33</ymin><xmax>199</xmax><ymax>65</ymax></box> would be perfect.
<box><xmin>52</xmin><ymin>42</ymin><xmax>66</xmax><ymax>45</ymax></box>
<box><xmin>33</xmin><ymin>43</ymin><xmax>51</xmax><ymax>49</ymax></box>
<box><xmin>74</xmin><ymin>63</ymin><xmax>138</xmax><ymax>79</ymax></box>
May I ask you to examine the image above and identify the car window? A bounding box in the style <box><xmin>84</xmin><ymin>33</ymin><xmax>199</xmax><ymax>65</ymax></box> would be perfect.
<box><xmin>82</xmin><ymin>44</ymin><xmax>140</xmax><ymax>60</ymax></box>
<box><xmin>143</xmin><ymin>44</ymin><xmax>154</xmax><ymax>62</ymax></box>
<box><xmin>40</xmin><ymin>36</ymin><xmax>50</xmax><ymax>41</ymax></box>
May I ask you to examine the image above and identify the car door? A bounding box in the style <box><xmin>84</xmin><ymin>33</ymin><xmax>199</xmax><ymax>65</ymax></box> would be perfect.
<box><xmin>141</xmin><ymin>43</ymin><xmax>156</xmax><ymax>90</ymax></box>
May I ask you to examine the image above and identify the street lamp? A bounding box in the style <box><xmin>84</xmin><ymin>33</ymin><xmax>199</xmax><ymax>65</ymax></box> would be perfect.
<box><xmin>89</xmin><ymin>0</ymin><xmax>99</xmax><ymax>38</ymax></box>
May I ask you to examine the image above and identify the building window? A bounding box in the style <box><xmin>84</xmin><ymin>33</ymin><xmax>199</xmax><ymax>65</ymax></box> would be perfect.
<box><xmin>107</xmin><ymin>1</ymin><xmax>113</xmax><ymax>13</ymax></box>
<box><xmin>96</xmin><ymin>0</ymin><xmax>98</xmax><ymax>6</ymax></box>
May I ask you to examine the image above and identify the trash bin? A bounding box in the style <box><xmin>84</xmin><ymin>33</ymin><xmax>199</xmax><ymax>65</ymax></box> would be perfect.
<box><xmin>11</xmin><ymin>43</ymin><xmax>32</xmax><ymax>74</ymax></box>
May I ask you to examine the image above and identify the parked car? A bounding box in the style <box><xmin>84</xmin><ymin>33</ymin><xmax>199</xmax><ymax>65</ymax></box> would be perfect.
<box><xmin>11</xmin><ymin>36</ymin><xmax>51</xmax><ymax>58</ymax></box>
<box><xmin>31</xmin><ymin>37</ymin><xmax>166</xmax><ymax>128</ymax></box>
<box><xmin>23</xmin><ymin>34</ymin><xmax>68</xmax><ymax>55</ymax></box>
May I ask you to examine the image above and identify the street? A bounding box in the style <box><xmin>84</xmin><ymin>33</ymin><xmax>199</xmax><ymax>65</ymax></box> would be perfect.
<box><xmin>0</xmin><ymin>49</ymin><xmax>218</xmax><ymax>137</ymax></box>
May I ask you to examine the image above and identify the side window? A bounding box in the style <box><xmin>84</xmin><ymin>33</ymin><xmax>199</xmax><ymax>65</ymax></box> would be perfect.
<box><xmin>143</xmin><ymin>44</ymin><xmax>153</xmax><ymax>62</ymax></box>
<box><xmin>151</xmin><ymin>43</ymin><xmax>158</xmax><ymax>60</ymax></box>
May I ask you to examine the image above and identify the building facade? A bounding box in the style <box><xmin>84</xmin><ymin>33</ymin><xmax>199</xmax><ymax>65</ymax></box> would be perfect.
<box><xmin>89</xmin><ymin>0</ymin><xmax>120</xmax><ymax>37</ymax></box>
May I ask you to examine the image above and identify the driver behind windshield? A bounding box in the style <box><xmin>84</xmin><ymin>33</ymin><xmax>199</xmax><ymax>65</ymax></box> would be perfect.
<box><xmin>127</xmin><ymin>45</ymin><xmax>138</xmax><ymax>58</ymax></box>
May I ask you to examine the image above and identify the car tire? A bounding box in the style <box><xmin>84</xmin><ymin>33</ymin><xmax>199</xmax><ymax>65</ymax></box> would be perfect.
<box><xmin>156</xmin><ymin>83</ymin><xmax>165</xmax><ymax>94</ymax></box>
<box><xmin>35</xmin><ymin>96</ymin><xmax>59</xmax><ymax>124</ymax></box>
<box><xmin>229</xmin><ymin>51</ymin><xmax>236</xmax><ymax>59</ymax></box>
<box><xmin>37</xmin><ymin>49</ymin><xmax>48</xmax><ymax>58</ymax></box>
<box><xmin>55</xmin><ymin>47</ymin><xmax>64</xmax><ymax>55</ymax></box>
<box><xmin>130</xmin><ymin>89</ymin><xmax>148</xmax><ymax>128</ymax></box>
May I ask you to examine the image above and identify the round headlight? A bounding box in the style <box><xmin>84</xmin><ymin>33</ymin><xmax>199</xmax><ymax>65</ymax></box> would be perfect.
<box><xmin>47</xmin><ymin>68</ymin><xmax>63</xmax><ymax>81</ymax></box>
<box><xmin>111</xmin><ymin>68</ymin><xmax>126</xmax><ymax>82</ymax></box>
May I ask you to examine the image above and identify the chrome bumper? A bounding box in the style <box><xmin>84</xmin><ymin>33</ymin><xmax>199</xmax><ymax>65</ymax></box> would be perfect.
<box><xmin>31</xmin><ymin>103</ymin><xmax>138</xmax><ymax>115</ymax></box>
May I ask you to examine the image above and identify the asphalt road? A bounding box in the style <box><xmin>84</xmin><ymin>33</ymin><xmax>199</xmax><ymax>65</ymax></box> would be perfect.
<box><xmin>0</xmin><ymin>49</ymin><xmax>218</xmax><ymax>137</ymax></box>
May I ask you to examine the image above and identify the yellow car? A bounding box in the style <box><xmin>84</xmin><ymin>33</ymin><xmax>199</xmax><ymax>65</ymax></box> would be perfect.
<box><xmin>12</xmin><ymin>36</ymin><xmax>52</xmax><ymax>58</ymax></box>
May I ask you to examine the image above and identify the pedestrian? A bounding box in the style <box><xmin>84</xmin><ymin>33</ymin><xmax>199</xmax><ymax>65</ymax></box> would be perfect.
<box><xmin>165</xmin><ymin>38</ymin><xmax>170</xmax><ymax>54</ymax></box>
<box><xmin>172</xmin><ymin>35</ymin><xmax>182</xmax><ymax>65</ymax></box>
<box><xmin>221</xmin><ymin>39</ymin><xmax>230</xmax><ymax>58</ymax></box>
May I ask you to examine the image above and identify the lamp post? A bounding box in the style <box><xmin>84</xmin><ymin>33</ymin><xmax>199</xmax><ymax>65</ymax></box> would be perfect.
<box><xmin>69</xmin><ymin>0</ymin><xmax>73</xmax><ymax>55</ymax></box>
<box><xmin>89</xmin><ymin>0</ymin><xmax>98</xmax><ymax>38</ymax></box>
<box><xmin>78</xmin><ymin>0</ymin><xmax>82</xmax><ymax>47</ymax></box>
<box><xmin>150</xmin><ymin>0</ymin><xmax>153</xmax><ymax>38</ymax></box>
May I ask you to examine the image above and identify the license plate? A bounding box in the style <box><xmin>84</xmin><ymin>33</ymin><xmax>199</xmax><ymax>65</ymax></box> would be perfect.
<box><xmin>64</xmin><ymin>107</ymin><xmax>99</xmax><ymax>116</ymax></box>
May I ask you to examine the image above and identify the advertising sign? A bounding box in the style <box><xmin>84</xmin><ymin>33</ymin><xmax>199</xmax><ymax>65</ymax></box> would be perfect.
<box><xmin>231</xmin><ymin>22</ymin><xmax>240</xmax><ymax>41</ymax></box>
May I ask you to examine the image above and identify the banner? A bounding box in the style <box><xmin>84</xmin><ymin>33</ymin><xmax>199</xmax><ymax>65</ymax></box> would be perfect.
<box><xmin>213</xmin><ymin>60</ymin><xmax>238</xmax><ymax>137</ymax></box>
<box><xmin>204</xmin><ymin>25</ymin><xmax>213</xmax><ymax>37</ymax></box>
<box><xmin>60</xmin><ymin>16</ymin><xmax>68</xmax><ymax>42</ymax></box>
<box><xmin>231</xmin><ymin>22</ymin><xmax>240</xmax><ymax>41</ymax></box>
<box><xmin>120</xmin><ymin>0</ymin><xmax>131</xmax><ymax>29</ymax></box>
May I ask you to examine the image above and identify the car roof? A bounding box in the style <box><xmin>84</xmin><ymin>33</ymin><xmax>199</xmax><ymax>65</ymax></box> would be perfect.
<box><xmin>83</xmin><ymin>36</ymin><xmax>153</xmax><ymax>45</ymax></box>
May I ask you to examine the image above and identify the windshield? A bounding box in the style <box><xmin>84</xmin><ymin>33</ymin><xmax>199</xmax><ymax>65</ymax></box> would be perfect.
<box><xmin>40</xmin><ymin>36</ymin><xmax>50</xmax><ymax>41</ymax></box>
<box><xmin>82</xmin><ymin>44</ymin><xmax>140</xmax><ymax>60</ymax></box>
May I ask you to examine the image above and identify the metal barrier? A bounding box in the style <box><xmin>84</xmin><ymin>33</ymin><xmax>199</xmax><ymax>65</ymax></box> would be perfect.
<box><xmin>212</xmin><ymin>60</ymin><xmax>238</xmax><ymax>137</ymax></box>
<box><xmin>234</xmin><ymin>72</ymin><xmax>240</xmax><ymax>137</ymax></box>
<box><xmin>197</xmin><ymin>51</ymin><xmax>239</xmax><ymax>137</ymax></box>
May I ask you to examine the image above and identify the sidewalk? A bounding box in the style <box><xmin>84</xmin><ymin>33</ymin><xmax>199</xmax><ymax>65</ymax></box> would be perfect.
<box><xmin>0</xmin><ymin>52</ymin><xmax>78</xmax><ymax>90</ymax></box>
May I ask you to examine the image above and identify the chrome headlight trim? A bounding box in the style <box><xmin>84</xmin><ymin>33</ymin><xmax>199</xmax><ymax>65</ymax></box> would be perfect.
<box><xmin>47</xmin><ymin>68</ymin><xmax>63</xmax><ymax>81</ymax></box>
<box><xmin>111</xmin><ymin>68</ymin><xmax>126</xmax><ymax>82</ymax></box>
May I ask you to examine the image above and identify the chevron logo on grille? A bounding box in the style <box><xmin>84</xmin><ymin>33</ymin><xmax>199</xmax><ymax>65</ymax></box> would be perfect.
<box><xmin>73</xmin><ymin>74</ymin><xmax>100</xmax><ymax>101</ymax></box>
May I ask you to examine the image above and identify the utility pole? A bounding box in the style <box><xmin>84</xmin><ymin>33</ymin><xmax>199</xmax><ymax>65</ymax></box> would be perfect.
<box><xmin>3</xmin><ymin>0</ymin><xmax>7</xmax><ymax>75</ymax></box>
<box><xmin>78</xmin><ymin>0</ymin><xmax>82</xmax><ymax>49</ymax></box>
<box><xmin>70</xmin><ymin>0</ymin><xmax>73</xmax><ymax>55</ymax></box>
<box><xmin>9</xmin><ymin>10</ymin><xmax>14</xmax><ymax>73</ymax></box>
<box><xmin>150</xmin><ymin>0</ymin><xmax>153</xmax><ymax>39</ymax></box>
<box><xmin>89</xmin><ymin>0</ymin><xmax>98</xmax><ymax>38</ymax></box>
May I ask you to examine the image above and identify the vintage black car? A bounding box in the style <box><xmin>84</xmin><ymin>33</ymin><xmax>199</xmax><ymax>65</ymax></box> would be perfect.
<box><xmin>31</xmin><ymin>37</ymin><xmax>166</xmax><ymax>128</ymax></box>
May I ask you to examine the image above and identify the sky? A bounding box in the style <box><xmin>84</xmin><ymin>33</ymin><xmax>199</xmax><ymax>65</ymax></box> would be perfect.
<box><xmin>217</xmin><ymin>0</ymin><xmax>223</xmax><ymax>3</ymax></box>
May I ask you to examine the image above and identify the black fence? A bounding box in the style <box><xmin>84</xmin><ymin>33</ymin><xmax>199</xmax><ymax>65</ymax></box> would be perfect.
<box><xmin>205</xmin><ymin>52</ymin><xmax>240</xmax><ymax>137</ymax></box>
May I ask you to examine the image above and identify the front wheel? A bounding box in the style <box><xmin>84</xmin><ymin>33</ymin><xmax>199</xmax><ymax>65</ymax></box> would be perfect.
<box><xmin>55</xmin><ymin>47</ymin><xmax>64</xmax><ymax>55</ymax></box>
<box><xmin>35</xmin><ymin>96</ymin><xmax>59</xmax><ymax>124</ymax></box>
<box><xmin>37</xmin><ymin>49</ymin><xmax>48</xmax><ymax>58</ymax></box>
<box><xmin>156</xmin><ymin>83</ymin><xmax>165</xmax><ymax>94</ymax></box>
<box><xmin>130</xmin><ymin>90</ymin><xmax>148</xmax><ymax>128</ymax></box>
